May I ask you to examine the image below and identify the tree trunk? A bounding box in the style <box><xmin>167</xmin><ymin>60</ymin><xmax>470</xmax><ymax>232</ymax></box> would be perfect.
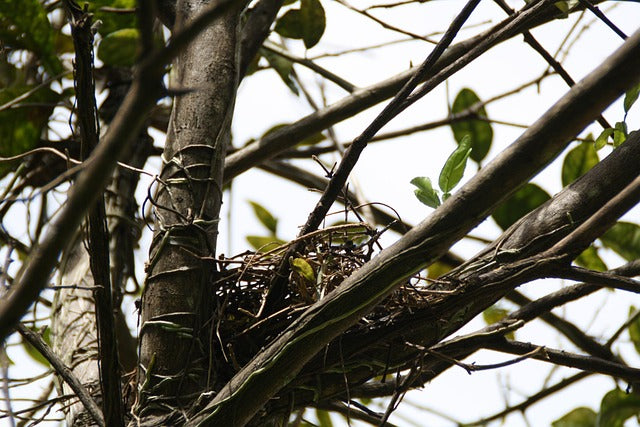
<box><xmin>136</xmin><ymin>0</ymin><xmax>246</xmax><ymax>420</ymax></box>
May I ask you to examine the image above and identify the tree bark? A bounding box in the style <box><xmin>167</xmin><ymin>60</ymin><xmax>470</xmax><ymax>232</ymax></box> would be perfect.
<box><xmin>137</xmin><ymin>0</ymin><xmax>246</xmax><ymax>420</ymax></box>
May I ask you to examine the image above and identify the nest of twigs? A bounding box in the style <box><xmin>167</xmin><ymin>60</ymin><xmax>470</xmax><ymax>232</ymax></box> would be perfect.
<box><xmin>209</xmin><ymin>222</ymin><xmax>438</xmax><ymax>380</ymax></box>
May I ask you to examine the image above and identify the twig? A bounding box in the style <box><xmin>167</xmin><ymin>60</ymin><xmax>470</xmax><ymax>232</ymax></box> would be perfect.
<box><xmin>263</xmin><ymin>42</ymin><xmax>356</xmax><ymax>92</ymax></box>
<box><xmin>494</xmin><ymin>0</ymin><xmax>611</xmax><ymax>129</ymax></box>
<box><xmin>577</xmin><ymin>0</ymin><xmax>627</xmax><ymax>39</ymax></box>
<box><xmin>551</xmin><ymin>266</ymin><xmax>640</xmax><ymax>294</ymax></box>
<box><xmin>17</xmin><ymin>325</ymin><xmax>105</xmax><ymax>427</ymax></box>
<box><xmin>260</xmin><ymin>0</ymin><xmax>483</xmax><ymax>315</ymax></box>
<box><xmin>486</xmin><ymin>339</ymin><xmax>640</xmax><ymax>382</ymax></box>
<box><xmin>463</xmin><ymin>371</ymin><xmax>591</xmax><ymax>426</ymax></box>
<box><xmin>0</xmin><ymin>0</ymin><xmax>240</xmax><ymax>341</ymax></box>
<box><xmin>334</xmin><ymin>0</ymin><xmax>437</xmax><ymax>44</ymax></box>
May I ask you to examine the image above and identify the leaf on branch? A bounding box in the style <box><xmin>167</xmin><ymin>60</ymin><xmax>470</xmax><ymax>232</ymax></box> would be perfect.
<box><xmin>316</xmin><ymin>408</ymin><xmax>334</xmax><ymax>427</ymax></box>
<box><xmin>482</xmin><ymin>305</ymin><xmax>514</xmax><ymax>339</ymax></box>
<box><xmin>491</xmin><ymin>183</ymin><xmax>550</xmax><ymax>230</ymax></box>
<box><xmin>291</xmin><ymin>257</ymin><xmax>315</xmax><ymax>283</ymax></box>
<box><xmin>246</xmin><ymin>236</ymin><xmax>286</xmax><ymax>252</ymax></box>
<box><xmin>624</xmin><ymin>83</ymin><xmax>640</xmax><ymax>114</ymax></box>
<box><xmin>613</xmin><ymin>122</ymin><xmax>627</xmax><ymax>147</ymax></box>
<box><xmin>274</xmin><ymin>0</ymin><xmax>326</xmax><ymax>49</ymax></box>
<box><xmin>552</xmin><ymin>406</ymin><xmax>597</xmax><ymax>427</ymax></box>
<box><xmin>21</xmin><ymin>327</ymin><xmax>51</xmax><ymax>367</ymax></box>
<box><xmin>451</xmin><ymin>87</ymin><xmax>493</xmax><ymax>163</ymax></box>
<box><xmin>596</xmin><ymin>388</ymin><xmax>640</xmax><ymax>427</ymax></box>
<box><xmin>249</xmin><ymin>201</ymin><xmax>278</xmax><ymax>234</ymax></box>
<box><xmin>601</xmin><ymin>222</ymin><xmax>640</xmax><ymax>262</ymax></box>
<box><xmin>595</xmin><ymin>128</ymin><xmax>614</xmax><ymax>150</ymax></box>
<box><xmin>261</xmin><ymin>48</ymin><xmax>299</xmax><ymax>95</ymax></box>
<box><xmin>628</xmin><ymin>306</ymin><xmax>640</xmax><ymax>356</ymax></box>
<box><xmin>561</xmin><ymin>141</ymin><xmax>599</xmax><ymax>187</ymax></box>
<box><xmin>439</xmin><ymin>134</ymin><xmax>472</xmax><ymax>195</ymax></box>
<box><xmin>574</xmin><ymin>246</ymin><xmax>607</xmax><ymax>272</ymax></box>
<box><xmin>84</xmin><ymin>0</ymin><xmax>137</xmax><ymax>36</ymax></box>
<box><xmin>411</xmin><ymin>176</ymin><xmax>441</xmax><ymax>209</ymax></box>
<box><xmin>0</xmin><ymin>85</ymin><xmax>59</xmax><ymax>178</ymax></box>
<box><xmin>98</xmin><ymin>28</ymin><xmax>140</xmax><ymax>67</ymax></box>
<box><xmin>0</xmin><ymin>0</ymin><xmax>61</xmax><ymax>74</ymax></box>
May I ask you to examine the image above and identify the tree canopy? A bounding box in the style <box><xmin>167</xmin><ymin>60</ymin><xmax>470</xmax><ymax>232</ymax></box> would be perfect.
<box><xmin>0</xmin><ymin>0</ymin><xmax>640</xmax><ymax>426</ymax></box>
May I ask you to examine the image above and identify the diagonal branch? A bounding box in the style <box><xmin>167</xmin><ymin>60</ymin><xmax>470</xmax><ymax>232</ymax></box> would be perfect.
<box><xmin>17</xmin><ymin>324</ymin><xmax>105</xmax><ymax>427</ymax></box>
<box><xmin>223</xmin><ymin>0</ymin><xmax>589</xmax><ymax>181</ymax></box>
<box><xmin>0</xmin><ymin>0</ymin><xmax>239</xmax><ymax>342</ymax></box>
<box><xmin>260</xmin><ymin>0</ymin><xmax>483</xmax><ymax>316</ymax></box>
<box><xmin>189</xmin><ymin>26</ymin><xmax>640</xmax><ymax>427</ymax></box>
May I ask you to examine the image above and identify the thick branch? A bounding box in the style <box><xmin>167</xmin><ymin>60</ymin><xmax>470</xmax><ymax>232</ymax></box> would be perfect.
<box><xmin>0</xmin><ymin>0</ymin><xmax>238</xmax><ymax>343</ymax></box>
<box><xmin>190</xmin><ymin>26</ymin><xmax>640</xmax><ymax>427</ymax></box>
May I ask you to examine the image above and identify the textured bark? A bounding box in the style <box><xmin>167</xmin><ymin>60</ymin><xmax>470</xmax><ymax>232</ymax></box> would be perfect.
<box><xmin>137</xmin><ymin>0</ymin><xmax>246</xmax><ymax>419</ymax></box>
<box><xmin>52</xmin><ymin>242</ymin><xmax>101</xmax><ymax>427</ymax></box>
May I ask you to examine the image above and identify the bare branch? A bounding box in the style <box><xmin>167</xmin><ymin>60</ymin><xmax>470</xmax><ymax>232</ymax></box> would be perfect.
<box><xmin>17</xmin><ymin>325</ymin><xmax>105</xmax><ymax>427</ymax></box>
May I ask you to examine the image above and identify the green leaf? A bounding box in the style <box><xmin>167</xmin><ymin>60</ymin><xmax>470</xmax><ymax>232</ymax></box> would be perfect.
<box><xmin>492</xmin><ymin>183</ymin><xmax>551</xmax><ymax>230</ymax></box>
<box><xmin>261</xmin><ymin>48</ymin><xmax>299</xmax><ymax>95</ymax></box>
<box><xmin>411</xmin><ymin>176</ymin><xmax>440</xmax><ymax>209</ymax></box>
<box><xmin>574</xmin><ymin>246</ymin><xmax>607</xmax><ymax>272</ymax></box>
<box><xmin>613</xmin><ymin>122</ymin><xmax>627</xmax><ymax>147</ymax></box>
<box><xmin>482</xmin><ymin>305</ymin><xmax>514</xmax><ymax>339</ymax></box>
<box><xmin>246</xmin><ymin>236</ymin><xmax>286</xmax><ymax>252</ymax></box>
<box><xmin>249</xmin><ymin>201</ymin><xmax>278</xmax><ymax>234</ymax></box>
<box><xmin>98</xmin><ymin>28</ymin><xmax>140</xmax><ymax>67</ymax></box>
<box><xmin>85</xmin><ymin>0</ymin><xmax>137</xmax><ymax>36</ymax></box>
<box><xmin>0</xmin><ymin>0</ymin><xmax>62</xmax><ymax>74</ymax></box>
<box><xmin>291</xmin><ymin>257</ymin><xmax>315</xmax><ymax>283</ymax></box>
<box><xmin>552</xmin><ymin>407</ymin><xmax>596</xmax><ymax>427</ymax></box>
<box><xmin>316</xmin><ymin>408</ymin><xmax>333</xmax><ymax>427</ymax></box>
<box><xmin>601</xmin><ymin>222</ymin><xmax>640</xmax><ymax>261</ymax></box>
<box><xmin>595</xmin><ymin>128</ymin><xmax>614</xmax><ymax>150</ymax></box>
<box><xmin>0</xmin><ymin>85</ymin><xmax>59</xmax><ymax>178</ymax></box>
<box><xmin>274</xmin><ymin>0</ymin><xmax>326</xmax><ymax>49</ymax></box>
<box><xmin>561</xmin><ymin>142</ymin><xmax>599</xmax><ymax>187</ymax></box>
<box><xmin>597</xmin><ymin>388</ymin><xmax>640</xmax><ymax>427</ymax></box>
<box><xmin>439</xmin><ymin>135</ymin><xmax>472</xmax><ymax>193</ymax></box>
<box><xmin>260</xmin><ymin>122</ymin><xmax>324</xmax><ymax>145</ymax></box>
<box><xmin>451</xmin><ymin>88</ymin><xmax>493</xmax><ymax>162</ymax></box>
<box><xmin>21</xmin><ymin>327</ymin><xmax>51</xmax><ymax>367</ymax></box>
<box><xmin>627</xmin><ymin>306</ymin><xmax>640</xmax><ymax>355</ymax></box>
<box><xmin>624</xmin><ymin>83</ymin><xmax>640</xmax><ymax>114</ymax></box>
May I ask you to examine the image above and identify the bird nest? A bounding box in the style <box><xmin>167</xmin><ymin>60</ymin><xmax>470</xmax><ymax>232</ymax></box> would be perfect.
<box><xmin>210</xmin><ymin>222</ymin><xmax>439</xmax><ymax>374</ymax></box>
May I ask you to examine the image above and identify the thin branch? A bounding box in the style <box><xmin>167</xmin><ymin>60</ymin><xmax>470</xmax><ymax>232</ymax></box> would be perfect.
<box><xmin>464</xmin><ymin>371</ymin><xmax>591</xmax><ymax>426</ymax></box>
<box><xmin>65</xmin><ymin>2</ymin><xmax>124</xmax><ymax>424</ymax></box>
<box><xmin>189</xmin><ymin>28</ymin><xmax>640</xmax><ymax>426</ymax></box>
<box><xmin>262</xmin><ymin>41</ymin><xmax>356</xmax><ymax>92</ymax></box>
<box><xmin>552</xmin><ymin>266</ymin><xmax>640</xmax><ymax>294</ymax></box>
<box><xmin>334</xmin><ymin>0</ymin><xmax>437</xmax><ymax>44</ymax></box>
<box><xmin>239</xmin><ymin>0</ymin><xmax>284</xmax><ymax>79</ymax></box>
<box><xmin>577</xmin><ymin>0</ymin><xmax>627</xmax><ymax>39</ymax></box>
<box><xmin>493</xmin><ymin>0</ymin><xmax>611</xmax><ymax>129</ymax></box>
<box><xmin>486</xmin><ymin>339</ymin><xmax>640</xmax><ymax>383</ymax></box>
<box><xmin>0</xmin><ymin>0</ymin><xmax>241</xmax><ymax>341</ymax></box>
<box><xmin>315</xmin><ymin>401</ymin><xmax>400</xmax><ymax>427</ymax></box>
<box><xmin>17</xmin><ymin>325</ymin><xmax>105</xmax><ymax>427</ymax></box>
<box><xmin>260</xmin><ymin>0</ymin><xmax>484</xmax><ymax>316</ymax></box>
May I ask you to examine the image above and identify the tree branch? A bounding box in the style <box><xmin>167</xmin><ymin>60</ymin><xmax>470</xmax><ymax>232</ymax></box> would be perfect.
<box><xmin>189</xmin><ymin>25</ymin><xmax>640</xmax><ymax>427</ymax></box>
<box><xmin>0</xmin><ymin>0</ymin><xmax>239</xmax><ymax>343</ymax></box>
<box><xmin>17</xmin><ymin>325</ymin><xmax>105</xmax><ymax>427</ymax></box>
